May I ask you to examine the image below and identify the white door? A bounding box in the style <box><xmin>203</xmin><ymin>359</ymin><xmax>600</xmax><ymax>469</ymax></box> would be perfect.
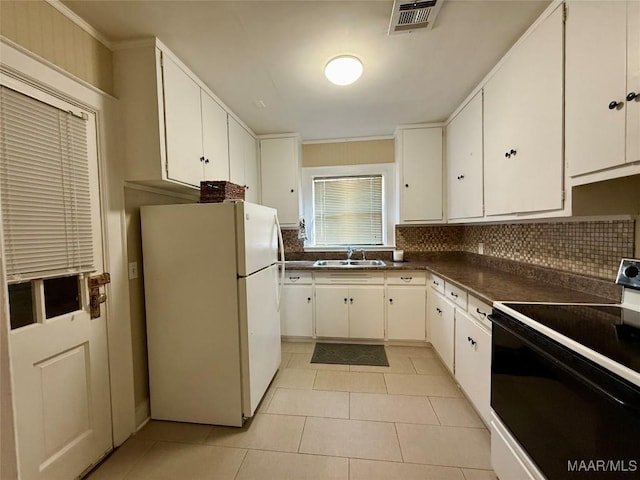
<box><xmin>201</xmin><ymin>90</ymin><xmax>229</xmax><ymax>181</ymax></box>
<box><xmin>281</xmin><ymin>285</ymin><xmax>314</xmax><ymax>337</ymax></box>
<box><xmin>3</xmin><ymin>86</ymin><xmax>112</xmax><ymax>480</ymax></box>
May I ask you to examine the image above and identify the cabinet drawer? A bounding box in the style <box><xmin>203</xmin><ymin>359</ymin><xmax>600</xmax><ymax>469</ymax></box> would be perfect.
<box><xmin>445</xmin><ymin>282</ymin><xmax>468</xmax><ymax>310</ymax></box>
<box><xmin>430</xmin><ymin>274</ymin><xmax>445</xmax><ymax>294</ymax></box>
<box><xmin>387</xmin><ymin>271</ymin><xmax>426</xmax><ymax>285</ymax></box>
<box><xmin>284</xmin><ymin>270</ymin><xmax>312</xmax><ymax>284</ymax></box>
<box><xmin>468</xmin><ymin>295</ymin><xmax>492</xmax><ymax>330</ymax></box>
<box><xmin>314</xmin><ymin>272</ymin><xmax>385</xmax><ymax>285</ymax></box>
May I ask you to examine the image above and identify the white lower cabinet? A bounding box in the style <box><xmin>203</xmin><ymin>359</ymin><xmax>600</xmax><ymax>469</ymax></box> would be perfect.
<box><xmin>315</xmin><ymin>284</ymin><xmax>384</xmax><ymax>339</ymax></box>
<box><xmin>280</xmin><ymin>271</ymin><xmax>313</xmax><ymax>337</ymax></box>
<box><xmin>386</xmin><ymin>272</ymin><xmax>426</xmax><ymax>341</ymax></box>
<box><xmin>454</xmin><ymin>309</ymin><xmax>491</xmax><ymax>424</ymax></box>
<box><xmin>427</xmin><ymin>288</ymin><xmax>455</xmax><ymax>372</ymax></box>
<box><xmin>315</xmin><ymin>286</ymin><xmax>350</xmax><ymax>337</ymax></box>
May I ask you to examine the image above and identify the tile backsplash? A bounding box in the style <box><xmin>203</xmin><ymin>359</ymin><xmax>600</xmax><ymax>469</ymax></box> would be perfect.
<box><xmin>396</xmin><ymin>220</ymin><xmax>636</xmax><ymax>280</ymax></box>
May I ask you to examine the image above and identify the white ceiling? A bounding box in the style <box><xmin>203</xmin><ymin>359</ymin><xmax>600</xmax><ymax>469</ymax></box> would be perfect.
<box><xmin>63</xmin><ymin>0</ymin><xmax>551</xmax><ymax>141</ymax></box>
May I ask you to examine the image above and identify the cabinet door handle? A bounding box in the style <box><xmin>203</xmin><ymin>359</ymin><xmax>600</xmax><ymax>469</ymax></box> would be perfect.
<box><xmin>505</xmin><ymin>149</ymin><xmax>517</xmax><ymax>158</ymax></box>
<box><xmin>400</xmin><ymin>276</ymin><xmax>412</xmax><ymax>281</ymax></box>
<box><xmin>627</xmin><ymin>92</ymin><xmax>638</xmax><ymax>102</ymax></box>
<box><xmin>307</xmin><ymin>297</ymin><xmax>311</xmax><ymax>303</ymax></box>
<box><xmin>344</xmin><ymin>298</ymin><xmax>348</xmax><ymax>304</ymax></box>
<box><xmin>405</xmin><ymin>183</ymin><xmax>409</xmax><ymax>188</ymax></box>
<box><xmin>245</xmin><ymin>185</ymin><xmax>249</xmax><ymax>190</ymax></box>
<box><xmin>450</xmin><ymin>291</ymin><xmax>458</xmax><ymax>298</ymax></box>
<box><xmin>436</xmin><ymin>307</ymin><xmax>442</xmax><ymax>314</ymax></box>
<box><xmin>290</xmin><ymin>189</ymin><xmax>295</xmax><ymax>193</ymax></box>
<box><xmin>467</xmin><ymin>336</ymin><xmax>477</xmax><ymax>346</ymax></box>
<box><xmin>432</xmin><ymin>280</ymin><xmax>439</xmax><ymax>286</ymax></box>
<box><xmin>350</xmin><ymin>298</ymin><xmax>354</xmax><ymax>304</ymax></box>
<box><xmin>457</xmin><ymin>174</ymin><xmax>465</xmax><ymax>180</ymax></box>
<box><xmin>609</xmin><ymin>100</ymin><xmax>623</xmax><ymax>110</ymax></box>
<box><xmin>476</xmin><ymin>308</ymin><xmax>487</xmax><ymax>318</ymax></box>
<box><xmin>204</xmin><ymin>158</ymin><xmax>210</xmax><ymax>164</ymax></box>
<box><xmin>199</xmin><ymin>156</ymin><xmax>205</xmax><ymax>162</ymax></box>
<box><xmin>289</xmin><ymin>276</ymin><xmax>300</xmax><ymax>281</ymax></box>
<box><xmin>389</xmin><ymin>298</ymin><xmax>393</xmax><ymax>304</ymax></box>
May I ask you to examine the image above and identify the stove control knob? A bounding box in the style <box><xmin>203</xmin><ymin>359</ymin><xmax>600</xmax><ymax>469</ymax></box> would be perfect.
<box><xmin>625</xmin><ymin>265</ymin><xmax>639</xmax><ymax>278</ymax></box>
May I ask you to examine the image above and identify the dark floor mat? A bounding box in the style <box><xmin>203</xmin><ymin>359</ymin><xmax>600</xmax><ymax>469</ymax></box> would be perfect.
<box><xmin>310</xmin><ymin>343</ymin><xmax>389</xmax><ymax>367</ymax></box>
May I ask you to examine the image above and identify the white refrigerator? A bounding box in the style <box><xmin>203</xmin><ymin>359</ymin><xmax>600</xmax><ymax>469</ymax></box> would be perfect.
<box><xmin>141</xmin><ymin>201</ymin><xmax>284</xmax><ymax>427</ymax></box>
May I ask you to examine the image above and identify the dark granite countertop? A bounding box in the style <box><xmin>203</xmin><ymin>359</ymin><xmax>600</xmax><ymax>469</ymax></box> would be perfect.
<box><xmin>283</xmin><ymin>253</ymin><xmax>621</xmax><ymax>305</ymax></box>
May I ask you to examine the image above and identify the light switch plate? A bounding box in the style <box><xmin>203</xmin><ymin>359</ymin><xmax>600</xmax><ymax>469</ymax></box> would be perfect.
<box><xmin>128</xmin><ymin>261</ymin><xmax>138</xmax><ymax>280</ymax></box>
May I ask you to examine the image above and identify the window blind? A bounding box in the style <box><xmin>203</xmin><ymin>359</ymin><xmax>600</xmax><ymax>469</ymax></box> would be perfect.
<box><xmin>0</xmin><ymin>86</ymin><xmax>94</xmax><ymax>282</ymax></box>
<box><xmin>313</xmin><ymin>175</ymin><xmax>383</xmax><ymax>245</ymax></box>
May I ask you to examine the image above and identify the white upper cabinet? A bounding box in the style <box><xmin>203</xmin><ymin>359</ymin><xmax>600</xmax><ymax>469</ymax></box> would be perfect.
<box><xmin>260</xmin><ymin>136</ymin><xmax>300</xmax><ymax>226</ymax></box>
<box><xmin>565</xmin><ymin>0</ymin><xmax>640</xmax><ymax>178</ymax></box>
<box><xmin>201</xmin><ymin>90</ymin><xmax>230</xmax><ymax>182</ymax></box>
<box><xmin>162</xmin><ymin>55</ymin><xmax>204</xmax><ymax>187</ymax></box>
<box><xmin>229</xmin><ymin>116</ymin><xmax>260</xmax><ymax>203</ymax></box>
<box><xmin>397</xmin><ymin>127</ymin><xmax>443</xmax><ymax>223</ymax></box>
<box><xmin>446</xmin><ymin>92</ymin><xmax>483</xmax><ymax>220</ymax></box>
<box><xmin>484</xmin><ymin>5</ymin><xmax>564</xmax><ymax>216</ymax></box>
<box><xmin>114</xmin><ymin>40</ymin><xmax>246</xmax><ymax>192</ymax></box>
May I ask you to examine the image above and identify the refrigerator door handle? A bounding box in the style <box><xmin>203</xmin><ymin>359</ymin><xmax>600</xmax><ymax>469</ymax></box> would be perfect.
<box><xmin>274</xmin><ymin>213</ymin><xmax>285</xmax><ymax>311</ymax></box>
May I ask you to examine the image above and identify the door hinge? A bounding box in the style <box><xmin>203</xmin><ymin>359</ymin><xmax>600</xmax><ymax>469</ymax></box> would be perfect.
<box><xmin>562</xmin><ymin>190</ymin><xmax>566</xmax><ymax>202</ymax></box>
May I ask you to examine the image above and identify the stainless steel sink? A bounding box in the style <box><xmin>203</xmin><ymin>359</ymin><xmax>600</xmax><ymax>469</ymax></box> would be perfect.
<box><xmin>348</xmin><ymin>260</ymin><xmax>385</xmax><ymax>266</ymax></box>
<box><xmin>312</xmin><ymin>259</ymin><xmax>385</xmax><ymax>267</ymax></box>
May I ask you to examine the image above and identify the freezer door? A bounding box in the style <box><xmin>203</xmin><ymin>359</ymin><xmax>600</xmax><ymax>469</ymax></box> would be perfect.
<box><xmin>236</xmin><ymin>202</ymin><xmax>279</xmax><ymax>276</ymax></box>
<box><xmin>238</xmin><ymin>264</ymin><xmax>281</xmax><ymax>417</ymax></box>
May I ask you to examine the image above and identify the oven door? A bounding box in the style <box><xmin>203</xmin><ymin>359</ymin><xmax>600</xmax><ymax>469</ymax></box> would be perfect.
<box><xmin>491</xmin><ymin>310</ymin><xmax>640</xmax><ymax>480</ymax></box>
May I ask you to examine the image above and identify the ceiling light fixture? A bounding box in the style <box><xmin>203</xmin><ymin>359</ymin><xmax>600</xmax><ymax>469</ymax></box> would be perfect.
<box><xmin>324</xmin><ymin>55</ymin><xmax>363</xmax><ymax>86</ymax></box>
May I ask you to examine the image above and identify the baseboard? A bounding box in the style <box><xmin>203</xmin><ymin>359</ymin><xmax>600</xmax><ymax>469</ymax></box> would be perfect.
<box><xmin>134</xmin><ymin>399</ymin><xmax>151</xmax><ymax>432</ymax></box>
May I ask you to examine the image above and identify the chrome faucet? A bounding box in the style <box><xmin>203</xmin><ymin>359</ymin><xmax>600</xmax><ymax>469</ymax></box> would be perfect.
<box><xmin>346</xmin><ymin>247</ymin><xmax>354</xmax><ymax>260</ymax></box>
<box><xmin>356</xmin><ymin>248</ymin><xmax>366</xmax><ymax>260</ymax></box>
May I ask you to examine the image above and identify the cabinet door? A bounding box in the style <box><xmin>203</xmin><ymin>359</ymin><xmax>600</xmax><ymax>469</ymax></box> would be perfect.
<box><xmin>454</xmin><ymin>309</ymin><xmax>491</xmax><ymax>424</ymax></box>
<box><xmin>228</xmin><ymin>116</ymin><xmax>246</xmax><ymax>187</ymax></box>
<box><xmin>244</xmin><ymin>132</ymin><xmax>260</xmax><ymax>203</ymax></box>
<box><xmin>484</xmin><ymin>6</ymin><xmax>563</xmax><ymax>215</ymax></box>
<box><xmin>447</xmin><ymin>92</ymin><xmax>483</xmax><ymax>220</ymax></box>
<box><xmin>427</xmin><ymin>289</ymin><xmax>455</xmax><ymax>372</ymax></box>
<box><xmin>349</xmin><ymin>286</ymin><xmax>384</xmax><ymax>340</ymax></box>
<box><xmin>201</xmin><ymin>91</ymin><xmax>229</xmax><ymax>181</ymax></box>
<box><xmin>387</xmin><ymin>286</ymin><xmax>426</xmax><ymax>341</ymax></box>
<box><xmin>162</xmin><ymin>55</ymin><xmax>204</xmax><ymax>187</ymax></box>
<box><xmin>281</xmin><ymin>285</ymin><xmax>313</xmax><ymax>337</ymax></box>
<box><xmin>566</xmin><ymin>1</ymin><xmax>627</xmax><ymax>177</ymax></box>
<box><xmin>315</xmin><ymin>286</ymin><xmax>349</xmax><ymax>337</ymax></box>
<box><xmin>400</xmin><ymin>128</ymin><xmax>443</xmax><ymax>222</ymax></box>
<box><xmin>260</xmin><ymin>137</ymin><xmax>299</xmax><ymax>226</ymax></box>
<box><xmin>628</xmin><ymin>0</ymin><xmax>640</xmax><ymax>163</ymax></box>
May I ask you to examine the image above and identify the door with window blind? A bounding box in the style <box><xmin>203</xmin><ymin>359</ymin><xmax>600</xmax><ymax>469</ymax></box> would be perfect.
<box><xmin>0</xmin><ymin>85</ymin><xmax>112</xmax><ymax>480</ymax></box>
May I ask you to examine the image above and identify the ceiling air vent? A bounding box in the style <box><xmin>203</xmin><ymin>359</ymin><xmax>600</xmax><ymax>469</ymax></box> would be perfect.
<box><xmin>388</xmin><ymin>0</ymin><xmax>444</xmax><ymax>34</ymax></box>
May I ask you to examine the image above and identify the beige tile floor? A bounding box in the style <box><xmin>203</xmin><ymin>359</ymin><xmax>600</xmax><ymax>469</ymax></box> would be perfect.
<box><xmin>87</xmin><ymin>342</ymin><xmax>496</xmax><ymax>480</ymax></box>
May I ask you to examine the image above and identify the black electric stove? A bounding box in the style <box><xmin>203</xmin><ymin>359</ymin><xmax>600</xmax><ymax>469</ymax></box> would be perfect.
<box><xmin>501</xmin><ymin>303</ymin><xmax>640</xmax><ymax>376</ymax></box>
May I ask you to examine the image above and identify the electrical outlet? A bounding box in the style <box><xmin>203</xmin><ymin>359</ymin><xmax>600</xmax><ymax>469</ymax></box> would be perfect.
<box><xmin>128</xmin><ymin>261</ymin><xmax>138</xmax><ymax>280</ymax></box>
<box><xmin>478</xmin><ymin>243</ymin><xmax>484</xmax><ymax>255</ymax></box>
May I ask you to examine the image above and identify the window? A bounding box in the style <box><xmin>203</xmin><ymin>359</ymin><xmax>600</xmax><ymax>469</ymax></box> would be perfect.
<box><xmin>313</xmin><ymin>175</ymin><xmax>383</xmax><ymax>246</ymax></box>
<box><xmin>0</xmin><ymin>85</ymin><xmax>94</xmax><ymax>283</ymax></box>
<box><xmin>1</xmin><ymin>85</ymin><xmax>95</xmax><ymax>328</ymax></box>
